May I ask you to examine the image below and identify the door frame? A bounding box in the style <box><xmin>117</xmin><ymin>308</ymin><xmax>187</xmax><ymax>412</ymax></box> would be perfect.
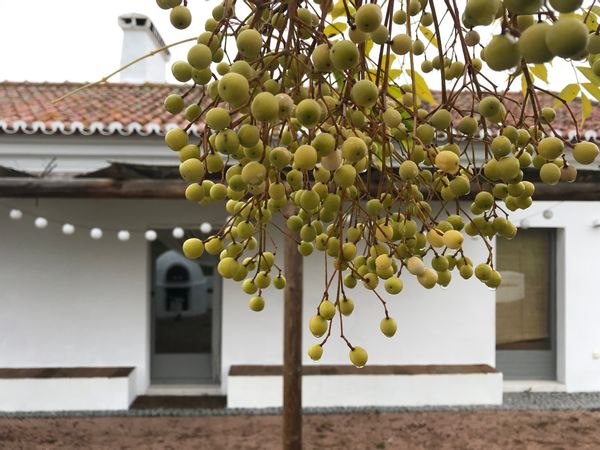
<box><xmin>147</xmin><ymin>232</ymin><xmax>222</xmax><ymax>385</ymax></box>
<box><xmin>496</xmin><ymin>228</ymin><xmax>558</xmax><ymax>380</ymax></box>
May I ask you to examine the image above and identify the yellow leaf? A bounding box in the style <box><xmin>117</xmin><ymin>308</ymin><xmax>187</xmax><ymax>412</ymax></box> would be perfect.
<box><xmin>324</xmin><ymin>22</ymin><xmax>347</xmax><ymax>37</ymax></box>
<box><xmin>406</xmin><ymin>69</ymin><xmax>437</xmax><ymax>105</ymax></box>
<box><xmin>419</xmin><ymin>25</ymin><xmax>438</xmax><ymax>48</ymax></box>
<box><xmin>521</xmin><ymin>74</ymin><xmax>528</xmax><ymax>97</ymax></box>
<box><xmin>583</xmin><ymin>12</ymin><xmax>598</xmax><ymax>32</ymax></box>
<box><xmin>582</xmin><ymin>82</ymin><xmax>600</xmax><ymax>102</ymax></box>
<box><xmin>388</xmin><ymin>69</ymin><xmax>402</xmax><ymax>80</ymax></box>
<box><xmin>553</xmin><ymin>83</ymin><xmax>580</xmax><ymax>108</ymax></box>
<box><xmin>331</xmin><ymin>0</ymin><xmax>354</xmax><ymax>19</ymax></box>
<box><xmin>577</xmin><ymin>66</ymin><xmax>600</xmax><ymax>85</ymax></box>
<box><xmin>387</xmin><ymin>86</ymin><xmax>403</xmax><ymax>100</ymax></box>
<box><xmin>581</xmin><ymin>92</ymin><xmax>592</xmax><ymax>125</ymax></box>
<box><xmin>530</xmin><ymin>64</ymin><xmax>548</xmax><ymax>83</ymax></box>
<box><xmin>364</xmin><ymin>39</ymin><xmax>374</xmax><ymax>57</ymax></box>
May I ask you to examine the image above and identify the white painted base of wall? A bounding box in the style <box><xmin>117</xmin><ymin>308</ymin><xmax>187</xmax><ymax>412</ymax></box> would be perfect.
<box><xmin>0</xmin><ymin>373</ymin><xmax>136</xmax><ymax>412</ymax></box>
<box><xmin>227</xmin><ymin>373</ymin><xmax>503</xmax><ymax>408</ymax></box>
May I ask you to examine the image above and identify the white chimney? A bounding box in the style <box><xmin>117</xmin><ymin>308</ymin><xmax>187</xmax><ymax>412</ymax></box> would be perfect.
<box><xmin>118</xmin><ymin>13</ymin><xmax>170</xmax><ymax>83</ymax></box>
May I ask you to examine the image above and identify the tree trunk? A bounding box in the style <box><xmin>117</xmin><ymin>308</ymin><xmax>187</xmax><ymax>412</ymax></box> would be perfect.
<box><xmin>283</xmin><ymin>208</ymin><xmax>303</xmax><ymax>450</ymax></box>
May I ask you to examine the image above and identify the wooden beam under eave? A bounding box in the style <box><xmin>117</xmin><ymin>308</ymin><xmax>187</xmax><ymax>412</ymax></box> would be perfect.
<box><xmin>0</xmin><ymin>177</ymin><xmax>598</xmax><ymax>201</ymax></box>
<box><xmin>0</xmin><ymin>178</ymin><xmax>187</xmax><ymax>198</ymax></box>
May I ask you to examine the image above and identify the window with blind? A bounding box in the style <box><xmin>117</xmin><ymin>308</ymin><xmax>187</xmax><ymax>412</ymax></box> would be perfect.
<box><xmin>496</xmin><ymin>228</ymin><xmax>554</xmax><ymax>351</ymax></box>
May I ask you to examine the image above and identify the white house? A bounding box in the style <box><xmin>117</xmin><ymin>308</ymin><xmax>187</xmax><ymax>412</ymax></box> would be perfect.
<box><xmin>1</xmin><ymin>15</ymin><xmax>600</xmax><ymax>412</ymax></box>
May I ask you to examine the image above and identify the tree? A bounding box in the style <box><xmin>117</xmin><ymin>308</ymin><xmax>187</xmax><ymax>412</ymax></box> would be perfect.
<box><xmin>62</xmin><ymin>0</ymin><xmax>600</xmax><ymax>448</ymax></box>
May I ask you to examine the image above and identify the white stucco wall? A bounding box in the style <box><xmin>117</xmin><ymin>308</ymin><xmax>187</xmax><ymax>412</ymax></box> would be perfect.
<box><xmin>1</xmin><ymin>197</ymin><xmax>599</xmax><ymax>405</ymax></box>
<box><xmin>506</xmin><ymin>201</ymin><xmax>600</xmax><ymax>392</ymax></box>
<box><xmin>0</xmin><ymin>198</ymin><xmax>227</xmax><ymax>398</ymax></box>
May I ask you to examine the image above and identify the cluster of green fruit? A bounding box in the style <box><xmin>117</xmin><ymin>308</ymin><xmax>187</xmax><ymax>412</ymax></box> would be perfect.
<box><xmin>157</xmin><ymin>0</ymin><xmax>599</xmax><ymax>368</ymax></box>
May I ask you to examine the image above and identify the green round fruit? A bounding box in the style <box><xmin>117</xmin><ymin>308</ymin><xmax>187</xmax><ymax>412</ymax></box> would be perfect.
<box><xmin>351</xmin><ymin>80</ymin><xmax>379</xmax><ymax>108</ymax></box>
<box><xmin>540</xmin><ymin>162</ymin><xmax>561</xmax><ymax>185</ymax></box>
<box><xmin>355</xmin><ymin>3</ymin><xmax>382</xmax><ymax>33</ymax></box>
<box><xmin>251</xmin><ymin>92</ymin><xmax>279</xmax><ymax>122</ymax></box>
<box><xmin>329</xmin><ymin>40</ymin><xmax>359</xmax><ymax>70</ymax></box>
<box><xmin>573</xmin><ymin>141</ymin><xmax>599</xmax><ymax>164</ymax></box>
<box><xmin>484</xmin><ymin>34</ymin><xmax>521</xmax><ymax>71</ymax></box>
<box><xmin>549</xmin><ymin>0</ymin><xmax>583</xmax><ymax>13</ymax></box>
<box><xmin>249</xmin><ymin>296</ymin><xmax>265</xmax><ymax>312</ymax></box>
<box><xmin>182</xmin><ymin>238</ymin><xmax>204</xmax><ymax>259</ymax></box>
<box><xmin>504</xmin><ymin>0</ymin><xmax>542</xmax><ymax>14</ymax></box>
<box><xmin>391</xmin><ymin>34</ymin><xmax>412</xmax><ymax>55</ymax></box>
<box><xmin>165</xmin><ymin>128</ymin><xmax>189</xmax><ymax>151</ymax></box>
<box><xmin>236</xmin><ymin>29</ymin><xmax>262</xmax><ymax>59</ymax></box>
<box><xmin>430</xmin><ymin>109</ymin><xmax>452</xmax><ymax>130</ymax></box>
<box><xmin>170</xmin><ymin>5</ymin><xmax>192</xmax><ymax>29</ymax></box>
<box><xmin>171</xmin><ymin>61</ymin><xmax>193</xmax><ymax>82</ymax></box>
<box><xmin>349</xmin><ymin>346</ymin><xmax>368</xmax><ymax>368</ymax></box>
<box><xmin>318</xmin><ymin>300</ymin><xmax>336</xmax><ymax>320</ymax></box>
<box><xmin>380</xmin><ymin>317</ymin><xmax>397</xmax><ymax>337</ymax></box>
<box><xmin>309</xmin><ymin>315</ymin><xmax>328</xmax><ymax>337</ymax></box>
<box><xmin>341</xmin><ymin>137</ymin><xmax>368</xmax><ymax>163</ymax></box>
<box><xmin>308</xmin><ymin>344</ymin><xmax>323</xmax><ymax>361</ymax></box>
<box><xmin>164</xmin><ymin>94</ymin><xmax>185</xmax><ymax>114</ymax></box>
<box><xmin>479</xmin><ymin>96</ymin><xmax>502</xmax><ymax>119</ymax></box>
<box><xmin>311</xmin><ymin>43</ymin><xmax>333</xmax><ymax>72</ymax></box>
<box><xmin>294</xmin><ymin>145</ymin><xmax>318</xmax><ymax>170</ymax></box>
<box><xmin>537</xmin><ymin>137</ymin><xmax>564</xmax><ymax>160</ymax></box>
<box><xmin>519</xmin><ymin>23</ymin><xmax>553</xmax><ymax>64</ymax></box>
<box><xmin>295</xmin><ymin>99</ymin><xmax>322</xmax><ymax>128</ymax></box>
<box><xmin>218</xmin><ymin>72</ymin><xmax>250</xmax><ymax>107</ymax></box>
<box><xmin>187</xmin><ymin>44</ymin><xmax>212</xmax><ymax>69</ymax></box>
<box><xmin>546</xmin><ymin>18</ymin><xmax>589</xmax><ymax>58</ymax></box>
<box><xmin>206</xmin><ymin>107</ymin><xmax>230</xmax><ymax>131</ymax></box>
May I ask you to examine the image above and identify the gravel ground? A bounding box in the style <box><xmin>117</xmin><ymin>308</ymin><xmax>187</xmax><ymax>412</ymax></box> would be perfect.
<box><xmin>2</xmin><ymin>392</ymin><xmax>600</xmax><ymax>418</ymax></box>
<box><xmin>2</xmin><ymin>409</ymin><xmax>600</xmax><ymax>449</ymax></box>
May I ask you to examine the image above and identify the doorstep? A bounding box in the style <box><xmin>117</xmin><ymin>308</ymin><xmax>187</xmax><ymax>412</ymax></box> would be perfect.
<box><xmin>147</xmin><ymin>384</ymin><xmax>223</xmax><ymax>396</ymax></box>
<box><xmin>503</xmin><ymin>380</ymin><xmax>567</xmax><ymax>393</ymax></box>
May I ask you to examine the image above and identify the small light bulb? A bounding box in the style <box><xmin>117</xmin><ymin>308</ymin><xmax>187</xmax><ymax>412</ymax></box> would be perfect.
<box><xmin>90</xmin><ymin>228</ymin><xmax>103</xmax><ymax>240</ymax></box>
<box><xmin>172</xmin><ymin>227</ymin><xmax>184</xmax><ymax>239</ymax></box>
<box><xmin>200</xmin><ymin>222</ymin><xmax>212</xmax><ymax>234</ymax></box>
<box><xmin>145</xmin><ymin>230</ymin><xmax>157</xmax><ymax>241</ymax></box>
<box><xmin>543</xmin><ymin>209</ymin><xmax>553</xmax><ymax>220</ymax></box>
<box><xmin>62</xmin><ymin>224</ymin><xmax>75</xmax><ymax>235</ymax></box>
<box><xmin>34</xmin><ymin>217</ymin><xmax>48</xmax><ymax>229</ymax></box>
<box><xmin>520</xmin><ymin>219</ymin><xmax>530</xmax><ymax>229</ymax></box>
<box><xmin>9</xmin><ymin>209</ymin><xmax>23</xmax><ymax>220</ymax></box>
<box><xmin>117</xmin><ymin>230</ymin><xmax>130</xmax><ymax>241</ymax></box>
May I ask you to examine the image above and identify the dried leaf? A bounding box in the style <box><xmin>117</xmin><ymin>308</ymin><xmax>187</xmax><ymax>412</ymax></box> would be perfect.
<box><xmin>553</xmin><ymin>83</ymin><xmax>580</xmax><ymax>108</ymax></box>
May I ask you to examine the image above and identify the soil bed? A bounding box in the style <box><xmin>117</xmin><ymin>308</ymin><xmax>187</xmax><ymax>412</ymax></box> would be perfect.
<box><xmin>0</xmin><ymin>410</ymin><xmax>599</xmax><ymax>449</ymax></box>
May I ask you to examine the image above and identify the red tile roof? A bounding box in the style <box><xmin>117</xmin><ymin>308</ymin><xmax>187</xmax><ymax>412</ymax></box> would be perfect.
<box><xmin>0</xmin><ymin>81</ymin><xmax>598</xmax><ymax>140</ymax></box>
<box><xmin>0</xmin><ymin>81</ymin><xmax>202</xmax><ymax>137</ymax></box>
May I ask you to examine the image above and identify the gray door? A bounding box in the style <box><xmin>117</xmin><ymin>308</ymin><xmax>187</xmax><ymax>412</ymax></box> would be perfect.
<box><xmin>150</xmin><ymin>233</ymin><xmax>221</xmax><ymax>384</ymax></box>
<box><xmin>496</xmin><ymin>228</ymin><xmax>556</xmax><ymax>380</ymax></box>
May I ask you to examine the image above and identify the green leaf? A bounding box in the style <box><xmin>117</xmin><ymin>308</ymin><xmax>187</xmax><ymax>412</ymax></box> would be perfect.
<box><xmin>577</xmin><ymin>66</ymin><xmax>600</xmax><ymax>85</ymax></box>
<box><xmin>324</xmin><ymin>22</ymin><xmax>347</xmax><ymax>37</ymax></box>
<box><xmin>530</xmin><ymin>64</ymin><xmax>548</xmax><ymax>83</ymax></box>
<box><xmin>593</xmin><ymin>5</ymin><xmax>600</xmax><ymax>16</ymax></box>
<box><xmin>406</xmin><ymin>70</ymin><xmax>437</xmax><ymax>105</ymax></box>
<box><xmin>582</xmin><ymin>82</ymin><xmax>600</xmax><ymax>102</ymax></box>
<box><xmin>581</xmin><ymin>92</ymin><xmax>592</xmax><ymax>125</ymax></box>
<box><xmin>419</xmin><ymin>25</ymin><xmax>438</xmax><ymax>48</ymax></box>
<box><xmin>553</xmin><ymin>83</ymin><xmax>580</xmax><ymax>108</ymax></box>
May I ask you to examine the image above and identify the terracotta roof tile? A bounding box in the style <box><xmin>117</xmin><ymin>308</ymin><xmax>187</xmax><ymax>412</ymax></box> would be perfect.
<box><xmin>0</xmin><ymin>81</ymin><xmax>598</xmax><ymax>139</ymax></box>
